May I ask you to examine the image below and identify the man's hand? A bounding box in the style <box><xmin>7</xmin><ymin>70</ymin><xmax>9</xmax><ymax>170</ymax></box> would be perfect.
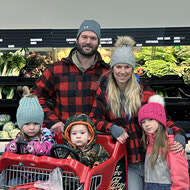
<box><xmin>51</xmin><ymin>122</ymin><xmax>64</xmax><ymax>132</ymax></box>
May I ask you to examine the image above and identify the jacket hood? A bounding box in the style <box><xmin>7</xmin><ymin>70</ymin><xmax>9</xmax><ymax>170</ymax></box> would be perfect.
<box><xmin>63</xmin><ymin>114</ymin><xmax>97</xmax><ymax>147</ymax></box>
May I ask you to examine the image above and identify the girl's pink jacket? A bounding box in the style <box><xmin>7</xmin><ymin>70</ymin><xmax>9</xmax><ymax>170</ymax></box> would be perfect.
<box><xmin>144</xmin><ymin>133</ymin><xmax>189</xmax><ymax>190</ymax></box>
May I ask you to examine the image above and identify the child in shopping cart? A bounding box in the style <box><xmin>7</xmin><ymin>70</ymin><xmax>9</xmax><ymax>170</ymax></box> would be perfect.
<box><xmin>62</xmin><ymin>113</ymin><xmax>110</xmax><ymax>168</ymax></box>
<box><xmin>138</xmin><ymin>95</ymin><xmax>189</xmax><ymax>190</ymax></box>
<box><xmin>4</xmin><ymin>94</ymin><xmax>56</xmax><ymax>186</ymax></box>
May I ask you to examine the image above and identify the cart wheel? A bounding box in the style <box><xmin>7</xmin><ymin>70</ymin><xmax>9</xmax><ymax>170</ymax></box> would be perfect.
<box><xmin>16</xmin><ymin>141</ymin><xmax>28</xmax><ymax>154</ymax></box>
<box><xmin>51</xmin><ymin>144</ymin><xmax>80</xmax><ymax>161</ymax></box>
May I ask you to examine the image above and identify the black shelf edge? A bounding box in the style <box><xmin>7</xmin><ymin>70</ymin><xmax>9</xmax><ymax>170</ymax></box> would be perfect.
<box><xmin>140</xmin><ymin>75</ymin><xmax>184</xmax><ymax>85</ymax></box>
<box><xmin>175</xmin><ymin>121</ymin><xmax>190</xmax><ymax>133</ymax></box>
<box><xmin>0</xmin><ymin>77</ymin><xmax>37</xmax><ymax>86</ymax></box>
<box><xmin>165</xmin><ymin>98</ymin><xmax>190</xmax><ymax>106</ymax></box>
<box><xmin>0</xmin><ymin>100</ymin><xmax>19</xmax><ymax>107</ymax></box>
<box><xmin>148</xmin><ymin>80</ymin><xmax>183</xmax><ymax>85</ymax></box>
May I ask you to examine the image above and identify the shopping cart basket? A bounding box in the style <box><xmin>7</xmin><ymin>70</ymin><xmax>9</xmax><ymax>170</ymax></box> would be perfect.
<box><xmin>0</xmin><ymin>133</ymin><xmax>127</xmax><ymax>190</ymax></box>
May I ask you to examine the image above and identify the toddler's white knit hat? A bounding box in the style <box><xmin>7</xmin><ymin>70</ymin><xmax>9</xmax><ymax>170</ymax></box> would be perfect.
<box><xmin>16</xmin><ymin>95</ymin><xmax>44</xmax><ymax>129</ymax></box>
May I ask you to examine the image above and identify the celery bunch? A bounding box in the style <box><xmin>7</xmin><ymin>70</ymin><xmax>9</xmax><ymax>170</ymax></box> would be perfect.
<box><xmin>0</xmin><ymin>86</ymin><xmax>16</xmax><ymax>99</ymax></box>
<box><xmin>0</xmin><ymin>49</ymin><xmax>26</xmax><ymax>76</ymax></box>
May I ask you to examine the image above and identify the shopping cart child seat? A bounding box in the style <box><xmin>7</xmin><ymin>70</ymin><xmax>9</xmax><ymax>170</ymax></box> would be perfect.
<box><xmin>55</xmin><ymin>131</ymin><xmax>115</xmax><ymax>156</ymax></box>
<box><xmin>0</xmin><ymin>133</ymin><xmax>127</xmax><ymax>189</ymax></box>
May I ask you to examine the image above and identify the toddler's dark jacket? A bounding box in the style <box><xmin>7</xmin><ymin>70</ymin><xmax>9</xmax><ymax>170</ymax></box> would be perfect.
<box><xmin>62</xmin><ymin>114</ymin><xmax>110</xmax><ymax>168</ymax></box>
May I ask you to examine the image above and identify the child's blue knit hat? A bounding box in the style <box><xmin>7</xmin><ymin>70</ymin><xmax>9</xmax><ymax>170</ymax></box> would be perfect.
<box><xmin>16</xmin><ymin>95</ymin><xmax>44</xmax><ymax>129</ymax></box>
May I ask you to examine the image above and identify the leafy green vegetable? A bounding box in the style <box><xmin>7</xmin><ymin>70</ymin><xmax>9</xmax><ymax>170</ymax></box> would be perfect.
<box><xmin>2</xmin><ymin>86</ymin><xmax>16</xmax><ymax>99</ymax></box>
<box><xmin>174</xmin><ymin>46</ymin><xmax>190</xmax><ymax>60</ymax></box>
<box><xmin>0</xmin><ymin>86</ymin><xmax>3</xmax><ymax>99</ymax></box>
<box><xmin>3</xmin><ymin>121</ymin><xmax>15</xmax><ymax>131</ymax></box>
<box><xmin>182</xmin><ymin>67</ymin><xmax>190</xmax><ymax>85</ymax></box>
<box><xmin>0</xmin><ymin>114</ymin><xmax>11</xmax><ymax>126</ymax></box>
<box><xmin>8</xmin><ymin>128</ymin><xmax>20</xmax><ymax>139</ymax></box>
<box><xmin>0</xmin><ymin>131</ymin><xmax>11</xmax><ymax>139</ymax></box>
<box><xmin>134</xmin><ymin>46</ymin><xmax>190</xmax><ymax>84</ymax></box>
<box><xmin>0</xmin><ymin>52</ymin><xmax>14</xmax><ymax>76</ymax></box>
<box><xmin>140</xmin><ymin>60</ymin><xmax>178</xmax><ymax>77</ymax></box>
<box><xmin>0</xmin><ymin>50</ymin><xmax>26</xmax><ymax>76</ymax></box>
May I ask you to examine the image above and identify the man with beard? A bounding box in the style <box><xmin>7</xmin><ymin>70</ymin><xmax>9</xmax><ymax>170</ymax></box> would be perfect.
<box><xmin>32</xmin><ymin>20</ymin><xmax>109</xmax><ymax>132</ymax></box>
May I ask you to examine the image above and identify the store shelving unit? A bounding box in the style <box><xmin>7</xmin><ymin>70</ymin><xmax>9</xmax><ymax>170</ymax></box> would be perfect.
<box><xmin>0</xmin><ymin>77</ymin><xmax>36</xmax><ymax>121</ymax></box>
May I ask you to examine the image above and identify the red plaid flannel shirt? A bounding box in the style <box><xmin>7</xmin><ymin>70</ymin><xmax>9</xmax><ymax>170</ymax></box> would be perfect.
<box><xmin>32</xmin><ymin>48</ymin><xmax>110</xmax><ymax>128</ymax></box>
<box><xmin>89</xmin><ymin>80</ymin><xmax>186</xmax><ymax>164</ymax></box>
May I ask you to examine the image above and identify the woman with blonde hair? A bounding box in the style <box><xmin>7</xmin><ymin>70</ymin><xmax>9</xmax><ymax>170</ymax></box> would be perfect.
<box><xmin>89</xmin><ymin>36</ymin><xmax>186</xmax><ymax>190</ymax></box>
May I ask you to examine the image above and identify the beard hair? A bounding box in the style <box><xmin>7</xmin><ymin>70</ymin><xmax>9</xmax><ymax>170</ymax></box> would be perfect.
<box><xmin>76</xmin><ymin>43</ymin><xmax>98</xmax><ymax>58</ymax></box>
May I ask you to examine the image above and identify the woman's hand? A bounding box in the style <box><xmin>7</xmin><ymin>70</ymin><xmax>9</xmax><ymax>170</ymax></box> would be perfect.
<box><xmin>170</xmin><ymin>141</ymin><xmax>184</xmax><ymax>155</ymax></box>
<box><xmin>117</xmin><ymin>132</ymin><xmax>129</xmax><ymax>144</ymax></box>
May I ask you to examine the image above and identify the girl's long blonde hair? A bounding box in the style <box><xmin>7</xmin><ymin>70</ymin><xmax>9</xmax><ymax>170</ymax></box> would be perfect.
<box><xmin>107</xmin><ymin>72</ymin><xmax>141</xmax><ymax>118</ymax></box>
<box><xmin>141</xmin><ymin>123</ymin><xmax>168</xmax><ymax>169</ymax></box>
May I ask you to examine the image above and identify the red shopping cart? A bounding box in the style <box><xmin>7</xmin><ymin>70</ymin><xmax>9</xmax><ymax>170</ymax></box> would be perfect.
<box><xmin>0</xmin><ymin>133</ymin><xmax>127</xmax><ymax>190</ymax></box>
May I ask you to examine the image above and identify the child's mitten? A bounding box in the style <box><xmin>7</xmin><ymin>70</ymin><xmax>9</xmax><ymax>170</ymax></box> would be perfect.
<box><xmin>5</xmin><ymin>142</ymin><xmax>17</xmax><ymax>153</ymax></box>
<box><xmin>27</xmin><ymin>141</ymin><xmax>51</xmax><ymax>156</ymax></box>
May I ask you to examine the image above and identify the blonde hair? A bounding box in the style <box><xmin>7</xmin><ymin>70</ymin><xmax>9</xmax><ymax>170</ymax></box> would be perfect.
<box><xmin>107</xmin><ymin>71</ymin><xmax>141</xmax><ymax>118</ymax></box>
<box><xmin>141</xmin><ymin>123</ymin><xmax>168</xmax><ymax>169</ymax></box>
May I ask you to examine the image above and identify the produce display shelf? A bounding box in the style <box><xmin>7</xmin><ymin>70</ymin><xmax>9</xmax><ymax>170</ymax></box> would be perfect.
<box><xmin>148</xmin><ymin>80</ymin><xmax>183</xmax><ymax>85</ymax></box>
<box><xmin>0</xmin><ymin>99</ymin><xmax>19</xmax><ymax>107</ymax></box>
<box><xmin>141</xmin><ymin>75</ymin><xmax>184</xmax><ymax>85</ymax></box>
<box><xmin>165</xmin><ymin>98</ymin><xmax>190</xmax><ymax>106</ymax></box>
<box><xmin>0</xmin><ymin>77</ymin><xmax>36</xmax><ymax>86</ymax></box>
<box><xmin>175</xmin><ymin>121</ymin><xmax>190</xmax><ymax>133</ymax></box>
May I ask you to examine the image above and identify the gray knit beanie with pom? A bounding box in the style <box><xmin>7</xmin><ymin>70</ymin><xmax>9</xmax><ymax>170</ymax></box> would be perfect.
<box><xmin>110</xmin><ymin>36</ymin><xmax>136</xmax><ymax>69</ymax></box>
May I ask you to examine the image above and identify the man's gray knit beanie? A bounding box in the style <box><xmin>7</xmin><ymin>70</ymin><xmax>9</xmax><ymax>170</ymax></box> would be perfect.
<box><xmin>110</xmin><ymin>36</ymin><xmax>136</xmax><ymax>69</ymax></box>
<box><xmin>77</xmin><ymin>20</ymin><xmax>101</xmax><ymax>43</ymax></box>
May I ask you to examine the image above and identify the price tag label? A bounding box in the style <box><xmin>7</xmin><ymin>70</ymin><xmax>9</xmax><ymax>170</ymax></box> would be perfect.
<box><xmin>8</xmin><ymin>45</ymin><xmax>15</xmax><ymax>48</ymax></box>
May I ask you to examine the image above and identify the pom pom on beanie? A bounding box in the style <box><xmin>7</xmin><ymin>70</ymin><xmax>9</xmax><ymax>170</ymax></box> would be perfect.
<box><xmin>110</xmin><ymin>36</ymin><xmax>136</xmax><ymax>69</ymax></box>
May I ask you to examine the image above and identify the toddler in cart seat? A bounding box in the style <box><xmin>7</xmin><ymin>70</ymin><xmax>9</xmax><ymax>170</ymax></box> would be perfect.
<box><xmin>5</xmin><ymin>94</ymin><xmax>56</xmax><ymax>186</ymax></box>
<box><xmin>138</xmin><ymin>95</ymin><xmax>189</xmax><ymax>190</ymax></box>
<box><xmin>61</xmin><ymin>113</ymin><xmax>110</xmax><ymax>168</ymax></box>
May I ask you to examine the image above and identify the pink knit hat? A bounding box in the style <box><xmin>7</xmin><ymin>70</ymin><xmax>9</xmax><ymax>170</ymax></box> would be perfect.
<box><xmin>138</xmin><ymin>95</ymin><xmax>166</xmax><ymax>127</ymax></box>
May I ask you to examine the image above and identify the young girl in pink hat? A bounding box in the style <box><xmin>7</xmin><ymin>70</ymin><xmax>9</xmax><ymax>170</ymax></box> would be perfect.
<box><xmin>138</xmin><ymin>95</ymin><xmax>189</xmax><ymax>190</ymax></box>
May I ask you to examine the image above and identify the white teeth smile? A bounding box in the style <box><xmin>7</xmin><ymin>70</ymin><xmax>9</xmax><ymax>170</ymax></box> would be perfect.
<box><xmin>119</xmin><ymin>76</ymin><xmax>126</xmax><ymax>79</ymax></box>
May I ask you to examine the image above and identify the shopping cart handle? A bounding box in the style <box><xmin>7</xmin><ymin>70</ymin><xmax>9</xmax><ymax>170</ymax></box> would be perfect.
<box><xmin>16</xmin><ymin>141</ymin><xmax>28</xmax><ymax>155</ymax></box>
<box><xmin>50</xmin><ymin>144</ymin><xmax>80</xmax><ymax>161</ymax></box>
